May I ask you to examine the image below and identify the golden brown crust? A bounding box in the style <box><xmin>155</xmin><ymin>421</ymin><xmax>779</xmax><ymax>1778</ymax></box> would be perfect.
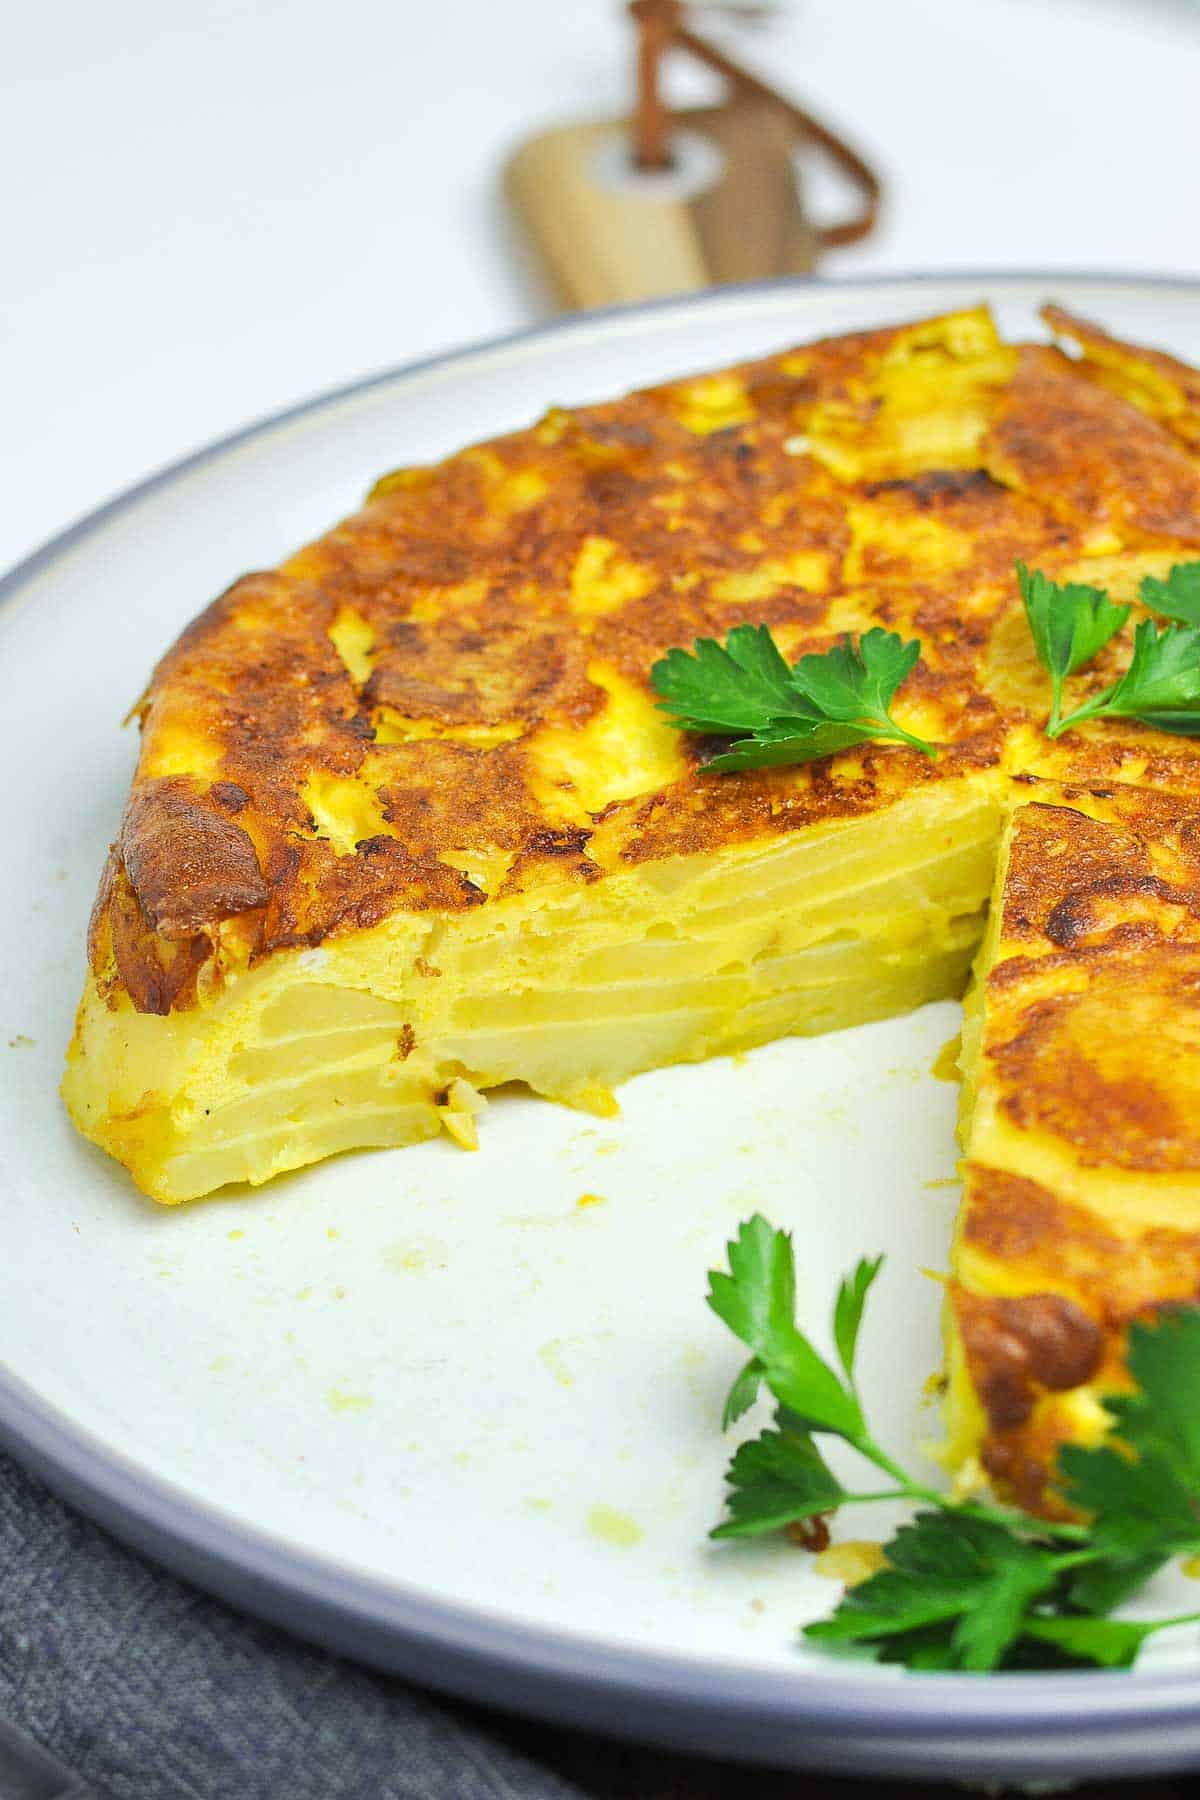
<box><xmin>614</xmin><ymin>733</ymin><xmax>999</xmax><ymax>868</ymax></box>
<box><xmin>102</xmin><ymin>862</ymin><xmax>211</xmax><ymax>1017</ymax></box>
<box><xmin>120</xmin><ymin>778</ymin><xmax>270</xmax><ymax>939</ymax></box>
<box><xmin>977</xmin><ymin>789</ymin><xmax>1200</xmax><ymax>1174</ymax></box>
<box><xmin>988</xmin><ymin>943</ymin><xmax>1200</xmax><ymax>1172</ymax></box>
<box><xmin>1042</xmin><ymin>304</ymin><xmax>1200</xmax><ymax>453</ymax></box>
<box><xmin>85</xmin><ymin>307</ymin><xmax>1200</xmax><ymax>1012</ymax></box>
<box><xmin>958</xmin><ymin>777</ymin><xmax>1200</xmax><ymax>1511</ymax></box>
<box><xmin>953</xmin><ymin>1163</ymin><xmax>1200</xmax><ymax>1513</ymax></box>
<box><xmin>996</xmin><ymin>797</ymin><xmax>1200</xmax><ymax>947</ymax></box>
<box><xmin>961</xmin><ymin>1166</ymin><xmax>1200</xmax><ymax>1322</ymax></box>
<box><xmin>983</xmin><ymin>345</ymin><xmax>1200</xmax><ymax>545</ymax></box>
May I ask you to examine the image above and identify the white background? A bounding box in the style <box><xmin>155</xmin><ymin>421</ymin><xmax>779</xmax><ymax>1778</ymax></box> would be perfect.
<box><xmin>5</xmin><ymin>0</ymin><xmax>1199</xmax><ymax>579</ymax></box>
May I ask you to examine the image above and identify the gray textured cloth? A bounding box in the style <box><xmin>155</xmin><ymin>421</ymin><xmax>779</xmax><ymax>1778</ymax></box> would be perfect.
<box><xmin>3</xmin><ymin>1453</ymin><xmax>1188</xmax><ymax>1800</ymax></box>
<box><xmin>0</xmin><ymin>1450</ymin><xmax>585</xmax><ymax>1800</ymax></box>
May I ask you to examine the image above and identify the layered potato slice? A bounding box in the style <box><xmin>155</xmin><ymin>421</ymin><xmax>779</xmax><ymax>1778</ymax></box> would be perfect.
<box><xmin>949</xmin><ymin>780</ymin><xmax>1200</xmax><ymax>1513</ymax></box>
<box><xmin>69</xmin><ymin>773</ymin><xmax>1000</xmax><ymax>1202</ymax></box>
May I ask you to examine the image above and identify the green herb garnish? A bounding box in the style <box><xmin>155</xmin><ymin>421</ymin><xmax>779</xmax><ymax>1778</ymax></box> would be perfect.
<box><xmin>1049</xmin><ymin>618</ymin><xmax>1200</xmax><ymax>739</ymax></box>
<box><xmin>650</xmin><ymin>625</ymin><xmax>936</xmax><ymax>772</ymax></box>
<box><xmin>1018</xmin><ymin>560</ymin><xmax>1200</xmax><ymax>738</ymax></box>
<box><xmin>1140</xmin><ymin>562</ymin><xmax>1200</xmax><ymax>627</ymax></box>
<box><xmin>1016</xmin><ymin>562</ymin><xmax>1129</xmax><ymax>736</ymax></box>
<box><xmin>707</xmin><ymin>1215</ymin><xmax>1200</xmax><ymax>1672</ymax></box>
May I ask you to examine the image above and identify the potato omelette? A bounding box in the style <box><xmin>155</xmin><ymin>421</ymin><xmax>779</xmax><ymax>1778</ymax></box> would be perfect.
<box><xmin>63</xmin><ymin>302</ymin><xmax>1200</xmax><ymax>1513</ymax></box>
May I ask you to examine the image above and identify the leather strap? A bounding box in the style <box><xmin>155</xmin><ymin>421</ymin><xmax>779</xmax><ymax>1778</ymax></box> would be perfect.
<box><xmin>629</xmin><ymin>0</ymin><xmax>881</xmax><ymax>249</ymax></box>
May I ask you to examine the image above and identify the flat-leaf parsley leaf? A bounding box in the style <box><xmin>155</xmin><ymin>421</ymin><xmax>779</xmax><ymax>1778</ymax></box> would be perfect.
<box><xmin>1140</xmin><ymin>562</ymin><xmax>1200</xmax><ymax>627</ymax></box>
<box><xmin>1051</xmin><ymin>618</ymin><xmax>1200</xmax><ymax>739</ymax></box>
<box><xmin>1016</xmin><ymin>559</ymin><xmax>1200</xmax><ymax>740</ymax></box>
<box><xmin>650</xmin><ymin>626</ymin><xmax>936</xmax><ymax>772</ymax></box>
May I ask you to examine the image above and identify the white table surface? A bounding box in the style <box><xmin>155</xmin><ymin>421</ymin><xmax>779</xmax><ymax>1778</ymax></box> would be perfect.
<box><xmin>5</xmin><ymin>0</ymin><xmax>1199</xmax><ymax>581</ymax></box>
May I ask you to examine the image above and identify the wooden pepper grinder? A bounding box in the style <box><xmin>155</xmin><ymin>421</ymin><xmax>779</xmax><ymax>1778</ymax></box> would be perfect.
<box><xmin>505</xmin><ymin>0</ymin><xmax>881</xmax><ymax>312</ymax></box>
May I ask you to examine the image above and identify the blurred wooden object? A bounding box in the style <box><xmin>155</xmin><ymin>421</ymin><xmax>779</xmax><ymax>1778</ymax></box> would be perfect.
<box><xmin>504</xmin><ymin>0</ymin><xmax>880</xmax><ymax>313</ymax></box>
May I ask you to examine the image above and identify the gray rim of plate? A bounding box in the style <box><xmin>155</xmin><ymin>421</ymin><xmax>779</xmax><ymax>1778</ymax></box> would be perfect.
<box><xmin>6</xmin><ymin>270</ymin><xmax>1200</xmax><ymax>1753</ymax></box>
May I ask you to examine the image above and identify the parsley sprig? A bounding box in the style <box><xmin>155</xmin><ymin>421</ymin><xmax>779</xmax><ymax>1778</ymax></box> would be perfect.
<box><xmin>650</xmin><ymin>626</ymin><xmax>936</xmax><ymax>772</ymax></box>
<box><xmin>1020</xmin><ymin>560</ymin><xmax>1200</xmax><ymax>739</ymax></box>
<box><xmin>708</xmin><ymin>1216</ymin><xmax>1200</xmax><ymax>1672</ymax></box>
<box><xmin>1048</xmin><ymin>619</ymin><xmax>1200</xmax><ymax>740</ymax></box>
<box><xmin>1016</xmin><ymin>562</ymin><xmax>1129</xmax><ymax>736</ymax></box>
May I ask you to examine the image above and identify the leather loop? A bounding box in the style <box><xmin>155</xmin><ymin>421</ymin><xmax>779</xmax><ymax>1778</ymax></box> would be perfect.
<box><xmin>630</xmin><ymin>0</ymin><xmax>881</xmax><ymax>248</ymax></box>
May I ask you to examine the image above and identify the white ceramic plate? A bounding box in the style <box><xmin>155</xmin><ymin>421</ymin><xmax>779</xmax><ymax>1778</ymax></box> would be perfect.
<box><xmin>5</xmin><ymin>275</ymin><xmax>1200</xmax><ymax>1785</ymax></box>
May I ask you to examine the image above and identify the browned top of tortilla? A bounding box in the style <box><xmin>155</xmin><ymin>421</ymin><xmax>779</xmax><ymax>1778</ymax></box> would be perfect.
<box><xmin>86</xmin><ymin>305</ymin><xmax>1200</xmax><ymax>1011</ymax></box>
<box><xmin>1043</xmin><ymin>303</ymin><xmax>1200</xmax><ymax>453</ymax></box>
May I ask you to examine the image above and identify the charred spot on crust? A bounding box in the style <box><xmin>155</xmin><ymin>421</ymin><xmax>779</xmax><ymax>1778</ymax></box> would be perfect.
<box><xmin>524</xmin><ymin>827</ymin><xmax>592</xmax><ymax>857</ymax></box>
<box><xmin>500</xmin><ymin>827</ymin><xmax>601</xmax><ymax>896</ymax></box>
<box><xmin>954</xmin><ymin>1288</ymin><xmax>1103</xmax><ymax>1430</ymax></box>
<box><xmin>863</xmin><ymin>469</ymin><xmax>1002</xmax><ymax>505</ymax></box>
<box><xmin>980</xmin><ymin>1439</ymin><xmax>1053</xmax><ymax>1518</ymax></box>
<box><xmin>1043</xmin><ymin>874</ymin><xmax>1174</xmax><ymax>948</ymax></box>
<box><xmin>209</xmin><ymin>781</ymin><xmax>250</xmax><ymax>813</ymax></box>
<box><xmin>694</xmin><ymin>734</ymin><xmax>738</xmax><ymax>769</ymax></box>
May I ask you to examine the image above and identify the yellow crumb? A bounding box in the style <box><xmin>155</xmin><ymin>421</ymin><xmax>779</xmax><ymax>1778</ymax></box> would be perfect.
<box><xmin>587</xmin><ymin>1504</ymin><xmax>642</xmax><ymax>1548</ymax></box>
<box><xmin>815</xmin><ymin>1540</ymin><xmax>887</xmax><ymax>1586</ymax></box>
<box><xmin>327</xmin><ymin>1387</ymin><xmax>373</xmax><ymax>1414</ymax></box>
